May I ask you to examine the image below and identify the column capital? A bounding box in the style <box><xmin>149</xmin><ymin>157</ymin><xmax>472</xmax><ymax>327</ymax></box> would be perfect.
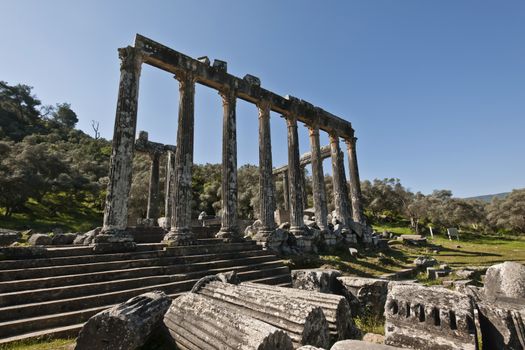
<box><xmin>286</xmin><ymin>113</ymin><xmax>299</xmax><ymax>127</ymax></box>
<box><xmin>329</xmin><ymin>132</ymin><xmax>340</xmax><ymax>144</ymax></box>
<box><xmin>117</xmin><ymin>46</ymin><xmax>142</xmax><ymax>75</ymax></box>
<box><xmin>345</xmin><ymin>136</ymin><xmax>358</xmax><ymax>148</ymax></box>
<box><xmin>308</xmin><ymin>124</ymin><xmax>320</xmax><ymax>136</ymax></box>
<box><xmin>174</xmin><ymin>70</ymin><xmax>197</xmax><ymax>86</ymax></box>
<box><xmin>256</xmin><ymin>99</ymin><xmax>271</xmax><ymax>116</ymax></box>
<box><xmin>218</xmin><ymin>86</ymin><xmax>237</xmax><ymax>106</ymax></box>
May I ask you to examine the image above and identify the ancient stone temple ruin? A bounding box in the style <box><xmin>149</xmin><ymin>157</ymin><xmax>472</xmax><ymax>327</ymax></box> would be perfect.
<box><xmin>99</xmin><ymin>34</ymin><xmax>369</xmax><ymax>251</ymax></box>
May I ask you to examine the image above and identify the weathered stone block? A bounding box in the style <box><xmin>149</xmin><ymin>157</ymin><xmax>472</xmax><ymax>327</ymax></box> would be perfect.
<box><xmin>292</xmin><ymin>269</ymin><xmax>343</xmax><ymax>294</ymax></box>
<box><xmin>476</xmin><ymin>296</ymin><xmax>525</xmax><ymax>350</ymax></box>
<box><xmin>484</xmin><ymin>261</ymin><xmax>525</xmax><ymax>299</ymax></box>
<box><xmin>28</xmin><ymin>233</ymin><xmax>52</xmax><ymax>246</ymax></box>
<box><xmin>385</xmin><ymin>284</ymin><xmax>478</xmax><ymax>350</ymax></box>
<box><xmin>75</xmin><ymin>291</ymin><xmax>172</xmax><ymax>350</ymax></box>
<box><xmin>0</xmin><ymin>231</ymin><xmax>21</xmax><ymax>246</ymax></box>
<box><xmin>157</xmin><ymin>216</ymin><xmax>170</xmax><ymax>229</ymax></box>
<box><xmin>331</xmin><ymin>339</ymin><xmax>402</xmax><ymax>350</ymax></box>
<box><xmin>51</xmin><ymin>233</ymin><xmax>77</xmax><ymax>245</ymax></box>
<box><xmin>414</xmin><ymin>256</ymin><xmax>437</xmax><ymax>268</ymax></box>
<box><xmin>337</xmin><ymin>277</ymin><xmax>389</xmax><ymax>318</ymax></box>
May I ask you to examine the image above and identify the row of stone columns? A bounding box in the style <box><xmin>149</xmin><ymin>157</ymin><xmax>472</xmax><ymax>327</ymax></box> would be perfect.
<box><xmin>101</xmin><ymin>45</ymin><xmax>365</xmax><ymax>247</ymax></box>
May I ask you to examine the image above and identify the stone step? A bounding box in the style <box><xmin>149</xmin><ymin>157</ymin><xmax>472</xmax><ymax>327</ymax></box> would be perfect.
<box><xmin>0</xmin><ymin>260</ymin><xmax>285</xmax><ymax>307</ymax></box>
<box><xmin>41</xmin><ymin>243</ymin><xmax>166</xmax><ymax>258</ymax></box>
<box><xmin>0</xmin><ymin>253</ymin><xmax>279</xmax><ymax>292</ymax></box>
<box><xmin>0</xmin><ymin>323</ymin><xmax>84</xmax><ymax>346</ymax></box>
<box><xmin>165</xmin><ymin>241</ymin><xmax>257</xmax><ymax>256</ymax></box>
<box><xmin>0</xmin><ymin>266</ymin><xmax>289</xmax><ymax>337</ymax></box>
<box><xmin>0</xmin><ymin>246</ymin><xmax>264</xmax><ymax>281</ymax></box>
<box><xmin>0</xmin><ymin>264</ymin><xmax>290</xmax><ymax>322</ymax></box>
<box><xmin>0</xmin><ymin>245</ymin><xmax>266</xmax><ymax>271</ymax></box>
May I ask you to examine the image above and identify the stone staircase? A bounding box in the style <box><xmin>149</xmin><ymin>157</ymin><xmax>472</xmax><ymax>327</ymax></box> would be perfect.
<box><xmin>0</xmin><ymin>238</ymin><xmax>291</xmax><ymax>345</ymax></box>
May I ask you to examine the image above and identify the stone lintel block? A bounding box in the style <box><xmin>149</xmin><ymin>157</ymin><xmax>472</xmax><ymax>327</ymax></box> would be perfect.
<box><xmin>197</xmin><ymin>56</ymin><xmax>210</xmax><ymax>65</ymax></box>
<box><xmin>212</xmin><ymin>59</ymin><xmax>227</xmax><ymax>72</ymax></box>
<box><xmin>243</xmin><ymin>74</ymin><xmax>261</xmax><ymax>86</ymax></box>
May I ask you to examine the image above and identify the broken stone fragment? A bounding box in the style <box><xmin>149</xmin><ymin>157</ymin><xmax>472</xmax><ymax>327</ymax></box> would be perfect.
<box><xmin>0</xmin><ymin>231</ymin><xmax>21</xmax><ymax>246</ymax></box>
<box><xmin>75</xmin><ymin>291</ymin><xmax>172</xmax><ymax>350</ymax></box>
<box><xmin>413</xmin><ymin>256</ymin><xmax>437</xmax><ymax>268</ymax></box>
<box><xmin>197</xmin><ymin>56</ymin><xmax>210</xmax><ymax>65</ymax></box>
<box><xmin>484</xmin><ymin>261</ymin><xmax>525</xmax><ymax>299</ymax></box>
<box><xmin>51</xmin><ymin>233</ymin><xmax>77</xmax><ymax>245</ymax></box>
<box><xmin>331</xmin><ymin>339</ymin><xmax>402</xmax><ymax>350</ymax></box>
<box><xmin>292</xmin><ymin>269</ymin><xmax>343</xmax><ymax>294</ymax></box>
<box><xmin>243</xmin><ymin>74</ymin><xmax>261</xmax><ymax>86</ymax></box>
<box><xmin>212</xmin><ymin>59</ymin><xmax>227</xmax><ymax>71</ymax></box>
<box><xmin>28</xmin><ymin>233</ymin><xmax>52</xmax><ymax>246</ymax></box>
<box><xmin>337</xmin><ymin>276</ymin><xmax>389</xmax><ymax>318</ymax></box>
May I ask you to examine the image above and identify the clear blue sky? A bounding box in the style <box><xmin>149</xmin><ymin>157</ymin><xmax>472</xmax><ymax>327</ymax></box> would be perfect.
<box><xmin>1</xmin><ymin>1</ymin><xmax>523</xmax><ymax>197</ymax></box>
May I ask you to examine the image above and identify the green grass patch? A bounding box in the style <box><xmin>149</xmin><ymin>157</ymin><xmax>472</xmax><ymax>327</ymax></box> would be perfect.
<box><xmin>354</xmin><ymin>313</ymin><xmax>385</xmax><ymax>335</ymax></box>
<box><xmin>0</xmin><ymin>338</ymin><xmax>74</xmax><ymax>350</ymax></box>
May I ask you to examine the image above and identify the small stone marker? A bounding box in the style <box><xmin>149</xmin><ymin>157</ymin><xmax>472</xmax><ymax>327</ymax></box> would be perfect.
<box><xmin>447</xmin><ymin>227</ymin><xmax>459</xmax><ymax>241</ymax></box>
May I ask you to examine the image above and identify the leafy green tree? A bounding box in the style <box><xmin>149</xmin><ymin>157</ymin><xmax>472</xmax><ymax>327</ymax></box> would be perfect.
<box><xmin>487</xmin><ymin>189</ymin><xmax>525</xmax><ymax>234</ymax></box>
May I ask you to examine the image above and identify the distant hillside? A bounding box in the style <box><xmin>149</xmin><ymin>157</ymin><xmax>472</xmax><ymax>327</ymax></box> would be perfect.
<box><xmin>465</xmin><ymin>192</ymin><xmax>510</xmax><ymax>203</ymax></box>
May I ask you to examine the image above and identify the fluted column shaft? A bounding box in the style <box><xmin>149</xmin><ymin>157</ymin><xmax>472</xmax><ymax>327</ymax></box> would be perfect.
<box><xmin>257</xmin><ymin>101</ymin><xmax>276</xmax><ymax>233</ymax></box>
<box><xmin>301</xmin><ymin>167</ymin><xmax>308</xmax><ymax>210</ymax></box>
<box><xmin>165</xmin><ymin>72</ymin><xmax>196</xmax><ymax>245</ymax></box>
<box><xmin>164</xmin><ymin>150</ymin><xmax>176</xmax><ymax>218</ymax></box>
<box><xmin>309</xmin><ymin>126</ymin><xmax>328</xmax><ymax>231</ymax></box>
<box><xmin>146</xmin><ymin>152</ymin><xmax>161</xmax><ymax>220</ymax></box>
<box><xmin>346</xmin><ymin>137</ymin><xmax>365</xmax><ymax>223</ymax></box>
<box><xmin>286</xmin><ymin>116</ymin><xmax>305</xmax><ymax>235</ymax></box>
<box><xmin>283</xmin><ymin>172</ymin><xmax>290</xmax><ymax>211</ymax></box>
<box><xmin>329</xmin><ymin>134</ymin><xmax>351</xmax><ymax>229</ymax></box>
<box><xmin>216</xmin><ymin>88</ymin><xmax>241</xmax><ymax>241</ymax></box>
<box><xmin>102</xmin><ymin>46</ymin><xmax>142</xmax><ymax>232</ymax></box>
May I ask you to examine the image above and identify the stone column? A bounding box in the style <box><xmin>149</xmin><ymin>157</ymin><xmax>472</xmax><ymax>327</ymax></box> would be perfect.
<box><xmin>283</xmin><ymin>172</ymin><xmax>290</xmax><ymax>211</ymax></box>
<box><xmin>309</xmin><ymin>125</ymin><xmax>328</xmax><ymax>231</ymax></box>
<box><xmin>102</xmin><ymin>46</ymin><xmax>142</xmax><ymax>233</ymax></box>
<box><xmin>164</xmin><ymin>72</ymin><xmax>196</xmax><ymax>245</ymax></box>
<box><xmin>301</xmin><ymin>167</ymin><xmax>308</xmax><ymax>210</ymax></box>
<box><xmin>345</xmin><ymin>137</ymin><xmax>365</xmax><ymax>224</ymax></box>
<box><xmin>146</xmin><ymin>152</ymin><xmax>161</xmax><ymax>221</ymax></box>
<box><xmin>286</xmin><ymin>115</ymin><xmax>305</xmax><ymax>236</ymax></box>
<box><xmin>329</xmin><ymin>133</ymin><xmax>351</xmax><ymax>229</ymax></box>
<box><xmin>257</xmin><ymin>100</ymin><xmax>276</xmax><ymax>236</ymax></box>
<box><xmin>164</xmin><ymin>150</ymin><xmax>176</xmax><ymax>219</ymax></box>
<box><xmin>216</xmin><ymin>88</ymin><xmax>241</xmax><ymax>242</ymax></box>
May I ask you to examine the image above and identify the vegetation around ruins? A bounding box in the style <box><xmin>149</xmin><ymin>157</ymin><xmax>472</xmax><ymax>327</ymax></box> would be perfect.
<box><xmin>1</xmin><ymin>81</ymin><xmax>524</xmax><ymax>237</ymax></box>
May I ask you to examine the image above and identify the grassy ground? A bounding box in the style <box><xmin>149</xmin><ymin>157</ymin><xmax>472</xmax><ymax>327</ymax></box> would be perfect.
<box><xmin>0</xmin><ymin>198</ymin><xmax>101</xmax><ymax>233</ymax></box>
<box><xmin>285</xmin><ymin>221</ymin><xmax>525</xmax><ymax>277</ymax></box>
<box><xmin>0</xmin><ymin>339</ymin><xmax>74</xmax><ymax>350</ymax></box>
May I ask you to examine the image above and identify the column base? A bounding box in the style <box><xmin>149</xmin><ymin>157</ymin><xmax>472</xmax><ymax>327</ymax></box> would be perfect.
<box><xmin>216</xmin><ymin>227</ymin><xmax>244</xmax><ymax>243</ymax></box>
<box><xmin>163</xmin><ymin>229</ymin><xmax>196</xmax><ymax>247</ymax></box>
<box><xmin>92</xmin><ymin>229</ymin><xmax>136</xmax><ymax>253</ymax></box>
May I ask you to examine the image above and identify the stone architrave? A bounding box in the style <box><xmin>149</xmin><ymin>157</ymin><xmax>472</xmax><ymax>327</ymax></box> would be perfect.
<box><xmin>286</xmin><ymin>115</ymin><xmax>305</xmax><ymax>236</ymax></box>
<box><xmin>216</xmin><ymin>88</ymin><xmax>242</xmax><ymax>242</ymax></box>
<box><xmin>345</xmin><ymin>137</ymin><xmax>365</xmax><ymax>224</ymax></box>
<box><xmin>164</xmin><ymin>72</ymin><xmax>196</xmax><ymax>246</ymax></box>
<box><xmin>102</xmin><ymin>46</ymin><xmax>142</xmax><ymax>234</ymax></box>
<box><xmin>329</xmin><ymin>133</ymin><xmax>351</xmax><ymax>230</ymax></box>
<box><xmin>146</xmin><ymin>151</ymin><xmax>161</xmax><ymax>220</ymax></box>
<box><xmin>309</xmin><ymin>125</ymin><xmax>328</xmax><ymax>231</ymax></box>
<box><xmin>257</xmin><ymin>100</ymin><xmax>276</xmax><ymax>237</ymax></box>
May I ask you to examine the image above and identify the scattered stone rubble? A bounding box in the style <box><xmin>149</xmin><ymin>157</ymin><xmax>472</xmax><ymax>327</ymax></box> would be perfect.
<box><xmin>291</xmin><ymin>269</ymin><xmax>343</xmax><ymax>294</ymax></box>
